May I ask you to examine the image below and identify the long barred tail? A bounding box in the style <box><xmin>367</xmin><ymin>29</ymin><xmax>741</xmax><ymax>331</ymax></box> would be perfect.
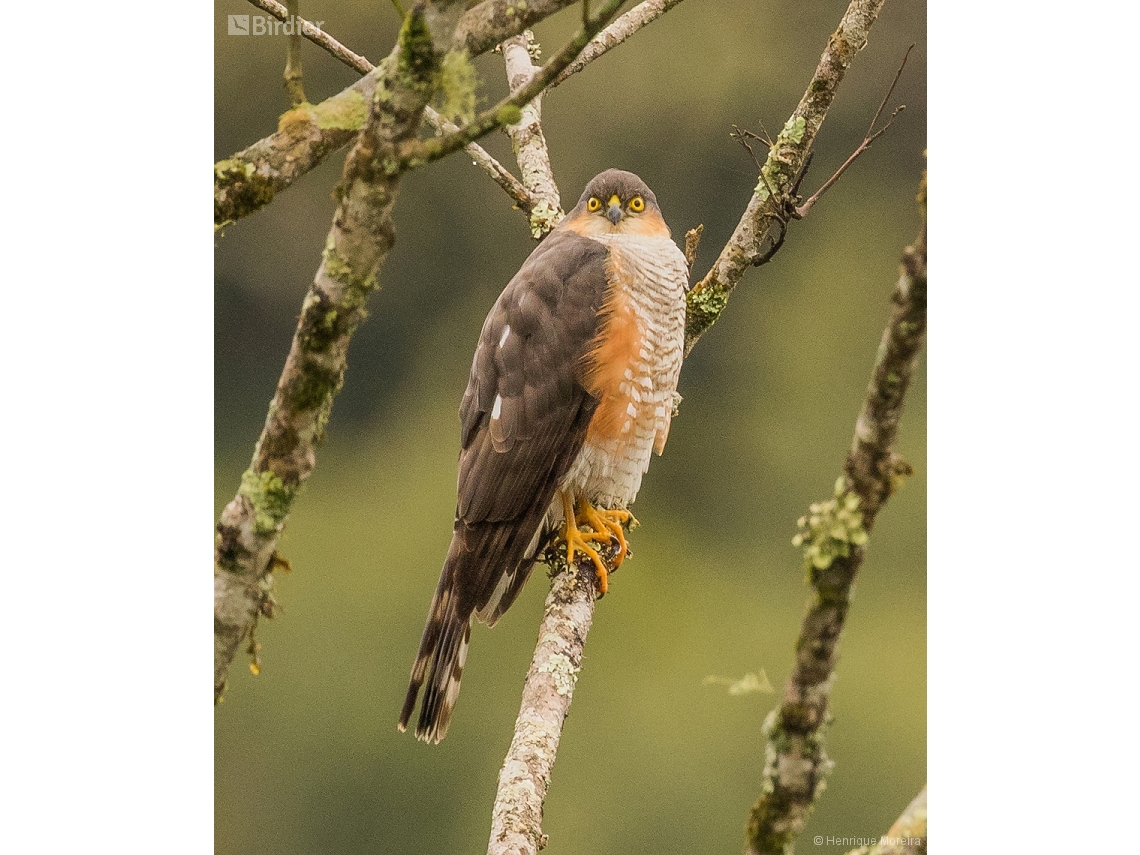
<box><xmin>398</xmin><ymin>568</ymin><xmax>472</xmax><ymax>744</ymax></box>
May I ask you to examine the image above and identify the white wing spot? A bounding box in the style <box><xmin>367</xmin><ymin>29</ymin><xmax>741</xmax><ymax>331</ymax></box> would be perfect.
<box><xmin>518</xmin><ymin>291</ymin><xmax>528</xmax><ymax>308</ymax></box>
<box><xmin>626</xmin><ymin>402</ymin><xmax>638</xmax><ymax>417</ymax></box>
<box><xmin>499</xmin><ymin>325</ymin><xmax>511</xmax><ymax>348</ymax></box>
<box><xmin>492</xmin><ymin>394</ymin><xmax>503</xmax><ymax>420</ymax></box>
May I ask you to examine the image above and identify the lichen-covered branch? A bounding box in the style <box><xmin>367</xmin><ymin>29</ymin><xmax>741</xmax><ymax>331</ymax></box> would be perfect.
<box><xmin>237</xmin><ymin>5</ymin><xmax>537</xmax><ymax>219</ymax></box>
<box><xmin>549</xmin><ymin>0</ymin><xmax>686</xmax><ymax>87</ymax></box>
<box><xmin>848</xmin><ymin>786</ymin><xmax>927</xmax><ymax>855</ymax></box>
<box><xmin>745</xmin><ymin>172</ymin><xmax>926</xmax><ymax>855</ymax></box>
<box><xmin>214</xmin><ymin>5</ymin><xmax>464</xmax><ymax>701</ymax></box>
<box><xmin>486</xmin><ymin>552</ymin><xmax>608</xmax><ymax>855</ymax></box>
<box><xmin>684</xmin><ymin>0</ymin><xmax>887</xmax><ymax>355</ymax></box>
<box><xmin>454</xmin><ymin>0</ymin><xmax>579</xmax><ymax>57</ymax></box>
<box><xmin>397</xmin><ymin>0</ymin><xmax>627</xmax><ymax>173</ymax></box>
<box><xmin>501</xmin><ymin>32</ymin><xmax>563</xmax><ymax>238</ymax></box>
<box><xmin>215</xmin><ymin>0</ymin><xmax>579</xmax><ymax>227</ymax></box>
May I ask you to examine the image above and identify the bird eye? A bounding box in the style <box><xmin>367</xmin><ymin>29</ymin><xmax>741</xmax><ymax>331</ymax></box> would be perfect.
<box><xmin>628</xmin><ymin>196</ymin><xmax>645</xmax><ymax>212</ymax></box>
<box><xmin>587</xmin><ymin>197</ymin><xmax>601</xmax><ymax>212</ymax></box>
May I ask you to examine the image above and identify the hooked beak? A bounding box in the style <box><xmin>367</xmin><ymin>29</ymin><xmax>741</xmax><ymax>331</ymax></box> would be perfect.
<box><xmin>605</xmin><ymin>195</ymin><xmax>623</xmax><ymax>225</ymax></box>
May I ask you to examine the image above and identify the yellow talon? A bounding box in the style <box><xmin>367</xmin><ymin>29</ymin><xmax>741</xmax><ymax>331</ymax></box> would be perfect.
<box><xmin>558</xmin><ymin>492</ymin><xmax>637</xmax><ymax>595</ymax></box>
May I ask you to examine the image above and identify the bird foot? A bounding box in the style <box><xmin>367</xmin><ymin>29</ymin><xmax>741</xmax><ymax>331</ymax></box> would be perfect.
<box><xmin>559</xmin><ymin>493</ymin><xmax>638</xmax><ymax>596</ymax></box>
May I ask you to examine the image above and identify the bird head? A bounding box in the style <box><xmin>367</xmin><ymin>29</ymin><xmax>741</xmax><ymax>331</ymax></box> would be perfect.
<box><xmin>563</xmin><ymin>169</ymin><xmax>670</xmax><ymax>238</ymax></box>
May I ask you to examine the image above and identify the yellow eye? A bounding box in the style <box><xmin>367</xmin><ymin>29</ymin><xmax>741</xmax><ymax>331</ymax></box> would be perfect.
<box><xmin>628</xmin><ymin>196</ymin><xmax>645</xmax><ymax>212</ymax></box>
<box><xmin>587</xmin><ymin>197</ymin><xmax>601</xmax><ymax>212</ymax></box>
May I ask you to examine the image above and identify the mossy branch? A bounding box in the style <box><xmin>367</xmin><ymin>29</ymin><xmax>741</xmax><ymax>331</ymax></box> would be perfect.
<box><xmin>745</xmin><ymin>172</ymin><xmax>926</xmax><ymax>855</ymax></box>
<box><xmin>215</xmin><ymin>0</ymin><xmax>581</xmax><ymax>227</ymax></box>
<box><xmin>395</xmin><ymin>0</ymin><xmax>627</xmax><ymax>173</ymax></box>
<box><xmin>214</xmin><ymin>5</ymin><xmax>457</xmax><ymax>701</ymax></box>
<box><xmin>684</xmin><ymin>0</ymin><xmax>887</xmax><ymax>356</ymax></box>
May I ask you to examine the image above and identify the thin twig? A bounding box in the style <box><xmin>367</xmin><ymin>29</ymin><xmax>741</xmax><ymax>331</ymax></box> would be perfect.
<box><xmin>795</xmin><ymin>44</ymin><xmax>913</xmax><ymax>218</ymax></box>
<box><xmin>427</xmin><ymin>106</ymin><xmax>539</xmax><ymax>213</ymax></box>
<box><xmin>247</xmin><ymin>0</ymin><xmax>372</xmax><ymax>74</ymax></box>
<box><xmin>549</xmin><ymin>0</ymin><xmax>687</xmax><ymax>88</ymax></box>
<box><xmin>746</xmin><ymin>171</ymin><xmax>926</xmax><ymax>855</ymax></box>
<box><xmin>283</xmin><ymin>0</ymin><xmax>306</xmax><ymax>105</ymax></box>
<box><xmin>684</xmin><ymin>0</ymin><xmax>888</xmax><ymax>357</ymax></box>
<box><xmin>684</xmin><ymin>224</ymin><xmax>703</xmax><ymax>273</ymax></box>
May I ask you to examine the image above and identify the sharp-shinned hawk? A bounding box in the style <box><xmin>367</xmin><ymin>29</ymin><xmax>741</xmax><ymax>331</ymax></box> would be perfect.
<box><xmin>398</xmin><ymin>169</ymin><xmax>689</xmax><ymax>743</ymax></box>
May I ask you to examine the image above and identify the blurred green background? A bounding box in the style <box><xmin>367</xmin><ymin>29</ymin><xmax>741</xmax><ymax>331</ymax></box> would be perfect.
<box><xmin>215</xmin><ymin>1</ymin><xmax>926</xmax><ymax>852</ymax></box>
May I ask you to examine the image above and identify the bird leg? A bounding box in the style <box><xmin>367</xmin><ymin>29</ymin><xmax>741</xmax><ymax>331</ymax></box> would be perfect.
<box><xmin>558</xmin><ymin>492</ymin><xmax>637</xmax><ymax>595</ymax></box>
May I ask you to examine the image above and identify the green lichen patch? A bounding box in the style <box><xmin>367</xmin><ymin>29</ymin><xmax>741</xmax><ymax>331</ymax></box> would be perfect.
<box><xmin>780</xmin><ymin>115</ymin><xmax>807</xmax><ymax>145</ymax></box>
<box><xmin>792</xmin><ymin>477</ymin><xmax>868</xmax><ymax>575</ymax></box>
<box><xmin>214</xmin><ymin>158</ymin><xmax>276</xmax><ymax>224</ymax></box>
<box><xmin>528</xmin><ymin>200</ymin><xmax>561</xmax><ymax>239</ymax></box>
<box><xmin>397</xmin><ymin>9</ymin><xmax>438</xmax><ymax>83</ymax></box>
<box><xmin>685</xmin><ymin>283</ymin><xmax>729</xmax><ymax>342</ymax></box>
<box><xmin>298</xmin><ymin>290</ymin><xmax>348</xmax><ymax>354</ymax></box>
<box><xmin>321</xmin><ymin>234</ymin><xmax>377</xmax><ymax>295</ymax></box>
<box><xmin>436</xmin><ymin>50</ymin><xmax>478</xmax><ymax>125</ymax></box>
<box><xmin>496</xmin><ymin>104</ymin><xmax>523</xmax><ymax>127</ymax></box>
<box><xmin>239</xmin><ymin>469</ymin><xmax>297</xmax><ymax>536</ymax></box>
<box><xmin>286</xmin><ymin>362</ymin><xmax>344</xmax><ymax>412</ymax></box>
<box><xmin>315</xmin><ymin>89</ymin><xmax>368</xmax><ymax>131</ymax></box>
<box><xmin>277</xmin><ymin>102</ymin><xmax>319</xmax><ymax>135</ymax></box>
<box><xmin>537</xmin><ymin>652</ymin><xmax>579</xmax><ymax>696</ymax></box>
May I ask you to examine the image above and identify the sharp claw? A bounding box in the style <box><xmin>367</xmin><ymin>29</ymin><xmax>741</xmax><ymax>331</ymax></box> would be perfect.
<box><xmin>558</xmin><ymin>492</ymin><xmax>636</xmax><ymax>596</ymax></box>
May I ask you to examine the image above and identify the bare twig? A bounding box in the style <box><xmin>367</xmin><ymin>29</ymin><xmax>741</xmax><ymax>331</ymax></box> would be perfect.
<box><xmin>795</xmin><ymin>44</ymin><xmax>912</xmax><ymax>218</ymax></box>
<box><xmin>455</xmin><ymin>0</ymin><xmax>580</xmax><ymax>56</ymax></box>
<box><xmin>426</xmin><ymin>106</ymin><xmax>539</xmax><ymax>213</ymax></box>
<box><xmin>745</xmin><ymin>171</ymin><xmax>926</xmax><ymax>855</ymax></box>
<box><xmin>248</xmin><ymin>0</ymin><xmax>372</xmax><ymax>74</ymax></box>
<box><xmin>684</xmin><ymin>0</ymin><xmax>888</xmax><ymax>356</ymax></box>
<box><xmin>549</xmin><ymin>0</ymin><xmax>687</xmax><ymax>88</ymax></box>
<box><xmin>683</xmin><ymin>224</ymin><xmax>703</xmax><ymax>272</ymax></box>
<box><xmin>501</xmin><ymin>32</ymin><xmax>564</xmax><ymax>237</ymax></box>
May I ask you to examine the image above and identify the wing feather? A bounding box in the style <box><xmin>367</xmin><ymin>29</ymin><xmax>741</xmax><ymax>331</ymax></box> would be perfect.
<box><xmin>400</xmin><ymin>228</ymin><xmax>611</xmax><ymax>742</ymax></box>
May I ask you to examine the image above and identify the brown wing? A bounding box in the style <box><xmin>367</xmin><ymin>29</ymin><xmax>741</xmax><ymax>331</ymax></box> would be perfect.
<box><xmin>399</xmin><ymin>229</ymin><xmax>610</xmax><ymax>743</ymax></box>
<box><xmin>454</xmin><ymin>229</ymin><xmax>610</xmax><ymax>618</ymax></box>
